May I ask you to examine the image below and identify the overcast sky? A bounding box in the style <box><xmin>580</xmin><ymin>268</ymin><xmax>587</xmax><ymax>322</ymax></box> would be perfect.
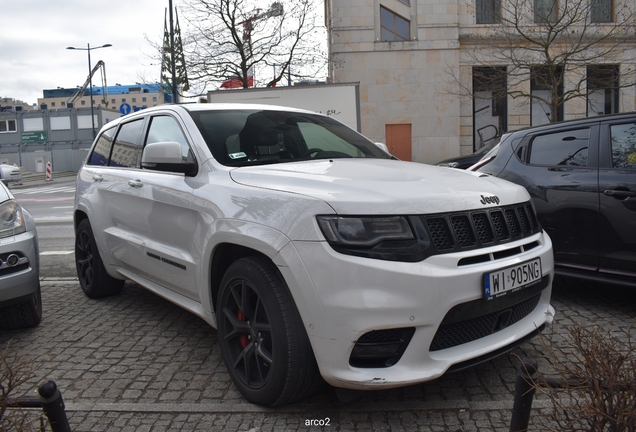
<box><xmin>1</xmin><ymin>0</ymin><xmax>184</xmax><ymax>106</ymax></box>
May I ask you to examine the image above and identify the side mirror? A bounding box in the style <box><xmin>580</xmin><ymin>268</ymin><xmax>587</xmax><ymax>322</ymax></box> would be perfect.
<box><xmin>141</xmin><ymin>141</ymin><xmax>197</xmax><ymax>176</ymax></box>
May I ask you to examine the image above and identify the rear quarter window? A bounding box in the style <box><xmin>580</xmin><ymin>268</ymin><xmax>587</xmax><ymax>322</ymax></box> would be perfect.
<box><xmin>87</xmin><ymin>126</ymin><xmax>117</xmax><ymax>166</ymax></box>
<box><xmin>528</xmin><ymin>128</ymin><xmax>590</xmax><ymax>167</ymax></box>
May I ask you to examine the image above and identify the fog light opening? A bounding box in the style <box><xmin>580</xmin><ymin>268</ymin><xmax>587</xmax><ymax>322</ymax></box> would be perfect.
<box><xmin>349</xmin><ymin>328</ymin><xmax>415</xmax><ymax>368</ymax></box>
<box><xmin>6</xmin><ymin>254</ymin><xmax>20</xmax><ymax>267</ymax></box>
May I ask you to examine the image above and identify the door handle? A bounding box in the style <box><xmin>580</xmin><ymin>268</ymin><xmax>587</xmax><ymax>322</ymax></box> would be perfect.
<box><xmin>92</xmin><ymin>175</ymin><xmax>103</xmax><ymax>182</ymax></box>
<box><xmin>128</xmin><ymin>179</ymin><xmax>143</xmax><ymax>188</ymax></box>
<box><xmin>604</xmin><ymin>189</ymin><xmax>636</xmax><ymax>198</ymax></box>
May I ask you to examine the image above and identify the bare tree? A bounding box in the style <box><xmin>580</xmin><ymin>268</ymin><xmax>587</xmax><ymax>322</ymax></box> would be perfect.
<box><xmin>460</xmin><ymin>0</ymin><xmax>636</xmax><ymax>122</ymax></box>
<box><xmin>180</xmin><ymin>0</ymin><xmax>327</xmax><ymax>92</ymax></box>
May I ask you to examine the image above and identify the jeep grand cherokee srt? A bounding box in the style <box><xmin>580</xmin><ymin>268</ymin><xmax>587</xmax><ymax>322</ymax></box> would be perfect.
<box><xmin>74</xmin><ymin>104</ymin><xmax>555</xmax><ymax>406</ymax></box>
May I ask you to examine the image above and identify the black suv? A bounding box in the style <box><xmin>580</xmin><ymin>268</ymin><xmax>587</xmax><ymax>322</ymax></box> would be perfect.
<box><xmin>473</xmin><ymin>112</ymin><xmax>636</xmax><ymax>287</ymax></box>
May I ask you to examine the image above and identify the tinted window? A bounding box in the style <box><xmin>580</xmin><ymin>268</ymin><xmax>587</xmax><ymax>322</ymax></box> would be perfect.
<box><xmin>87</xmin><ymin>126</ymin><xmax>117</xmax><ymax>166</ymax></box>
<box><xmin>528</xmin><ymin>128</ymin><xmax>589</xmax><ymax>167</ymax></box>
<box><xmin>110</xmin><ymin>119</ymin><xmax>144</xmax><ymax>168</ymax></box>
<box><xmin>145</xmin><ymin>115</ymin><xmax>195</xmax><ymax>162</ymax></box>
<box><xmin>609</xmin><ymin>123</ymin><xmax>636</xmax><ymax>169</ymax></box>
<box><xmin>188</xmin><ymin>109</ymin><xmax>390</xmax><ymax>166</ymax></box>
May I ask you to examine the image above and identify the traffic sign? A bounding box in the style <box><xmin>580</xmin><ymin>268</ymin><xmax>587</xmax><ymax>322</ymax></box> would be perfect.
<box><xmin>120</xmin><ymin>103</ymin><xmax>132</xmax><ymax>115</ymax></box>
<box><xmin>21</xmin><ymin>131</ymin><xmax>48</xmax><ymax>143</ymax></box>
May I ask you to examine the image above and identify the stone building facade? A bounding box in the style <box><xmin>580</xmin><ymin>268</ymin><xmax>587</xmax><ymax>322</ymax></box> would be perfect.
<box><xmin>325</xmin><ymin>0</ymin><xmax>636</xmax><ymax>163</ymax></box>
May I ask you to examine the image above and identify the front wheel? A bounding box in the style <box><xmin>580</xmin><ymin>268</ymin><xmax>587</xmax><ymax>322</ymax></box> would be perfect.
<box><xmin>75</xmin><ymin>219</ymin><xmax>124</xmax><ymax>298</ymax></box>
<box><xmin>217</xmin><ymin>256</ymin><xmax>322</xmax><ymax>406</ymax></box>
<box><xmin>0</xmin><ymin>283</ymin><xmax>42</xmax><ymax>330</ymax></box>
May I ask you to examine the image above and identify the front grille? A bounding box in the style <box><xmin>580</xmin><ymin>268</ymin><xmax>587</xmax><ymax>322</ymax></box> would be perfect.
<box><xmin>429</xmin><ymin>286</ymin><xmax>545</xmax><ymax>352</ymax></box>
<box><xmin>422</xmin><ymin>202</ymin><xmax>540</xmax><ymax>253</ymax></box>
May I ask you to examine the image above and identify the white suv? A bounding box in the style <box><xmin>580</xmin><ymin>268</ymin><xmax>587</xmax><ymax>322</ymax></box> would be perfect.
<box><xmin>74</xmin><ymin>104</ymin><xmax>555</xmax><ymax>406</ymax></box>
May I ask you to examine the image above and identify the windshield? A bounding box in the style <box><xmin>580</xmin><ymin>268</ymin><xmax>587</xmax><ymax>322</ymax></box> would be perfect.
<box><xmin>187</xmin><ymin>109</ymin><xmax>390</xmax><ymax>166</ymax></box>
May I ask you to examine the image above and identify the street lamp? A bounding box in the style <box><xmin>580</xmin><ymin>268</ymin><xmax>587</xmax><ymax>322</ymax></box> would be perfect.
<box><xmin>66</xmin><ymin>43</ymin><xmax>112</xmax><ymax>138</ymax></box>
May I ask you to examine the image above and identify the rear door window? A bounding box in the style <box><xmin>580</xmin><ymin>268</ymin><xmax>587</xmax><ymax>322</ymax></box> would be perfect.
<box><xmin>609</xmin><ymin>123</ymin><xmax>636</xmax><ymax>169</ymax></box>
<box><xmin>528</xmin><ymin>128</ymin><xmax>590</xmax><ymax>166</ymax></box>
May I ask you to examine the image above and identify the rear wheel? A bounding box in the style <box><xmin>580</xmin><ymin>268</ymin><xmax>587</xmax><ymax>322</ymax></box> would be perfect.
<box><xmin>0</xmin><ymin>283</ymin><xmax>42</xmax><ymax>330</ymax></box>
<box><xmin>75</xmin><ymin>219</ymin><xmax>124</xmax><ymax>298</ymax></box>
<box><xmin>217</xmin><ymin>256</ymin><xmax>322</xmax><ymax>406</ymax></box>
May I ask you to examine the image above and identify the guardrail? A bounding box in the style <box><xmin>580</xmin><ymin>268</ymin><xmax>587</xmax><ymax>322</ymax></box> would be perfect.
<box><xmin>1</xmin><ymin>380</ymin><xmax>71</xmax><ymax>432</ymax></box>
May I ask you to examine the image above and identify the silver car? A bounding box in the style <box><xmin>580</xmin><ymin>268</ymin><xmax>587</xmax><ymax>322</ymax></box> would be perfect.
<box><xmin>0</xmin><ymin>181</ymin><xmax>41</xmax><ymax>329</ymax></box>
<box><xmin>0</xmin><ymin>164</ymin><xmax>23</xmax><ymax>185</ymax></box>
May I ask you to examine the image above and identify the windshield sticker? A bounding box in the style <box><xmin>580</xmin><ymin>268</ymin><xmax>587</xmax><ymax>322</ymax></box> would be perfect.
<box><xmin>229</xmin><ymin>152</ymin><xmax>247</xmax><ymax>160</ymax></box>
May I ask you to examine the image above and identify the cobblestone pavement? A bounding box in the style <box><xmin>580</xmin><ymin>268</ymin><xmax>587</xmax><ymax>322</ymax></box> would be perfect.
<box><xmin>1</xmin><ymin>277</ymin><xmax>635</xmax><ymax>431</ymax></box>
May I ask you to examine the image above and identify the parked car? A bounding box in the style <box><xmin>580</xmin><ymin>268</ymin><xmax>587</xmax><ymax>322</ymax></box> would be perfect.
<box><xmin>0</xmin><ymin>181</ymin><xmax>41</xmax><ymax>330</ymax></box>
<box><xmin>436</xmin><ymin>138</ymin><xmax>502</xmax><ymax>169</ymax></box>
<box><xmin>0</xmin><ymin>163</ymin><xmax>22</xmax><ymax>185</ymax></box>
<box><xmin>74</xmin><ymin>104</ymin><xmax>555</xmax><ymax>406</ymax></box>
<box><xmin>471</xmin><ymin>112</ymin><xmax>636</xmax><ymax>287</ymax></box>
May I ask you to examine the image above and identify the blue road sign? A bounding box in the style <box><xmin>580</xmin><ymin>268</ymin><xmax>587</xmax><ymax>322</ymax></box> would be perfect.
<box><xmin>120</xmin><ymin>103</ymin><xmax>132</xmax><ymax>115</ymax></box>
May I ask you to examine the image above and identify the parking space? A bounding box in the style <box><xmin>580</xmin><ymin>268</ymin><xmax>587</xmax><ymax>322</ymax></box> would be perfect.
<box><xmin>1</xmin><ymin>276</ymin><xmax>634</xmax><ymax>431</ymax></box>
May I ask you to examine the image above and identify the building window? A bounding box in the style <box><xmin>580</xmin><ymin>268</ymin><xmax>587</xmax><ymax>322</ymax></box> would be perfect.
<box><xmin>535</xmin><ymin>0</ymin><xmax>557</xmax><ymax>22</ymax></box>
<box><xmin>142</xmin><ymin>97</ymin><xmax>147</xmax><ymax>102</ymax></box>
<box><xmin>122</xmin><ymin>98</ymin><xmax>126</xmax><ymax>103</ymax></box>
<box><xmin>476</xmin><ymin>0</ymin><xmax>500</xmax><ymax>23</ymax></box>
<box><xmin>0</xmin><ymin>119</ymin><xmax>17</xmax><ymax>133</ymax></box>
<box><xmin>473</xmin><ymin>67</ymin><xmax>507</xmax><ymax>150</ymax></box>
<box><xmin>591</xmin><ymin>0</ymin><xmax>612</xmax><ymax>22</ymax></box>
<box><xmin>111</xmin><ymin>99</ymin><xmax>116</xmax><ymax>104</ymax></box>
<box><xmin>380</xmin><ymin>7</ymin><xmax>410</xmax><ymax>41</ymax></box>
<box><xmin>531</xmin><ymin>66</ymin><xmax>563</xmax><ymax>125</ymax></box>
<box><xmin>153</xmin><ymin>97</ymin><xmax>158</xmax><ymax>102</ymax></box>
<box><xmin>81</xmin><ymin>100</ymin><xmax>86</xmax><ymax>106</ymax></box>
<box><xmin>587</xmin><ymin>65</ymin><xmax>619</xmax><ymax>116</ymax></box>
<box><xmin>51</xmin><ymin>102</ymin><xmax>56</xmax><ymax>107</ymax></box>
<box><xmin>132</xmin><ymin>98</ymin><xmax>137</xmax><ymax>103</ymax></box>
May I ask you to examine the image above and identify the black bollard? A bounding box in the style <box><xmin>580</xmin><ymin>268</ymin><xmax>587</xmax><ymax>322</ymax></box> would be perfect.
<box><xmin>38</xmin><ymin>380</ymin><xmax>72</xmax><ymax>432</ymax></box>
<box><xmin>510</xmin><ymin>357</ymin><xmax>538</xmax><ymax>432</ymax></box>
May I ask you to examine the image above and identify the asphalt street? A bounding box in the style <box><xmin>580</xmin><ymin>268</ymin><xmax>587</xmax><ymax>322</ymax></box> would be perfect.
<box><xmin>2</xmin><ymin>176</ymin><xmax>635</xmax><ymax>431</ymax></box>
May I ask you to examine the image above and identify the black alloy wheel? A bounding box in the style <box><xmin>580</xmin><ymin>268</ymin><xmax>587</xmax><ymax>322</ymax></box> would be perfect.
<box><xmin>75</xmin><ymin>219</ymin><xmax>124</xmax><ymax>298</ymax></box>
<box><xmin>217</xmin><ymin>256</ymin><xmax>322</xmax><ymax>406</ymax></box>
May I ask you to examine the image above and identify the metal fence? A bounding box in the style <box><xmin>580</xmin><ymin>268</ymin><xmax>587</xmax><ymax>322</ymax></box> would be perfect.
<box><xmin>0</xmin><ymin>147</ymin><xmax>89</xmax><ymax>173</ymax></box>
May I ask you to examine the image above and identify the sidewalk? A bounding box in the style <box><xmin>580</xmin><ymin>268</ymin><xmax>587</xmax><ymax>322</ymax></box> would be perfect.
<box><xmin>4</xmin><ymin>277</ymin><xmax>634</xmax><ymax>431</ymax></box>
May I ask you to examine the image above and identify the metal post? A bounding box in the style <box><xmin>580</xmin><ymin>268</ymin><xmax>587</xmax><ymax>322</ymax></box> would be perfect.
<box><xmin>510</xmin><ymin>357</ymin><xmax>538</xmax><ymax>432</ymax></box>
<box><xmin>38</xmin><ymin>380</ymin><xmax>71</xmax><ymax>432</ymax></box>
<box><xmin>87</xmin><ymin>43</ymin><xmax>96</xmax><ymax>139</ymax></box>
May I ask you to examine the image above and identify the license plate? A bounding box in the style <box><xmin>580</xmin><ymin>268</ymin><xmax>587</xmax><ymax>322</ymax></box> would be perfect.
<box><xmin>484</xmin><ymin>258</ymin><xmax>542</xmax><ymax>299</ymax></box>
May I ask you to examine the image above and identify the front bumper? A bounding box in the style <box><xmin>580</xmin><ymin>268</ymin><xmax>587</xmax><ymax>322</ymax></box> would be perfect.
<box><xmin>280</xmin><ymin>231</ymin><xmax>554</xmax><ymax>390</ymax></box>
<box><xmin>0</xmin><ymin>228</ymin><xmax>40</xmax><ymax>304</ymax></box>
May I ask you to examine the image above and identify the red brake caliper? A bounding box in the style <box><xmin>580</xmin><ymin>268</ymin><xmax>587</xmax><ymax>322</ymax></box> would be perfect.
<box><xmin>238</xmin><ymin>310</ymin><xmax>249</xmax><ymax>348</ymax></box>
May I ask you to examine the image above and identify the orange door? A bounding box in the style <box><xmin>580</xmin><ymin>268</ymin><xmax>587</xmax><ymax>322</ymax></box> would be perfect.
<box><xmin>386</xmin><ymin>124</ymin><xmax>412</xmax><ymax>161</ymax></box>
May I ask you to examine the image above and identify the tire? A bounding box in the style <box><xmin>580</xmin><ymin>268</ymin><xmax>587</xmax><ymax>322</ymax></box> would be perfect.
<box><xmin>217</xmin><ymin>256</ymin><xmax>323</xmax><ymax>406</ymax></box>
<box><xmin>0</xmin><ymin>283</ymin><xmax>42</xmax><ymax>330</ymax></box>
<box><xmin>75</xmin><ymin>218</ymin><xmax>124</xmax><ymax>298</ymax></box>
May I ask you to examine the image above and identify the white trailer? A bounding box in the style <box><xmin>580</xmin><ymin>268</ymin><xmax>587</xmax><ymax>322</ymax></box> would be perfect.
<box><xmin>206</xmin><ymin>82</ymin><xmax>361</xmax><ymax>132</ymax></box>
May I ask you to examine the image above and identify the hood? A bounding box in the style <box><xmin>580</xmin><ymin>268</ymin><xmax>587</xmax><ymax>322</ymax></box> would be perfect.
<box><xmin>230</xmin><ymin>159</ymin><xmax>530</xmax><ymax>215</ymax></box>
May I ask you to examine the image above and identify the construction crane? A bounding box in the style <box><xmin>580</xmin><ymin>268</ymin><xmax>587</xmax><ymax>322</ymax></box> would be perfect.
<box><xmin>238</xmin><ymin>2</ymin><xmax>284</xmax><ymax>42</ymax></box>
<box><xmin>66</xmin><ymin>60</ymin><xmax>109</xmax><ymax>108</ymax></box>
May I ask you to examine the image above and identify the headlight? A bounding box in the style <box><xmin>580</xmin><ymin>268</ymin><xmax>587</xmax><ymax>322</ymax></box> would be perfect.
<box><xmin>316</xmin><ymin>216</ymin><xmax>431</xmax><ymax>262</ymax></box>
<box><xmin>0</xmin><ymin>200</ymin><xmax>26</xmax><ymax>239</ymax></box>
<box><xmin>317</xmin><ymin>216</ymin><xmax>414</xmax><ymax>246</ymax></box>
